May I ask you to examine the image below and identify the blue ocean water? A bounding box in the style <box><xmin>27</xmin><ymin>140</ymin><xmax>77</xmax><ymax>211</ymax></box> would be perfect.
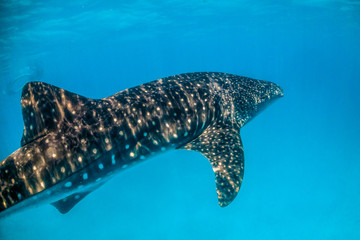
<box><xmin>0</xmin><ymin>0</ymin><xmax>359</xmax><ymax>239</ymax></box>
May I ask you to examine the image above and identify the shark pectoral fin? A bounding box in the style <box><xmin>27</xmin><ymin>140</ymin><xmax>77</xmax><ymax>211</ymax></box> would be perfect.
<box><xmin>51</xmin><ymin>191</ymin><xmax>91</xmax><ymax>214</ymax></box>
<box><xmin>180</xmin><ymin>121</ymin><xmax>244</xmax><ymax>207</ymax></box>
<box><xmin>20</xmin><ymin>82</ymin><xmax>92</xmax><ymax>146</ymax></box>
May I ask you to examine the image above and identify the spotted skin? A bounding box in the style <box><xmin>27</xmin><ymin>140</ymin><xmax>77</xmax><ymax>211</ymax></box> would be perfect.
<box><xmin>0</xmin><ymin>72</ymin><xmax>283</xmax><ymax>216</ymax></box>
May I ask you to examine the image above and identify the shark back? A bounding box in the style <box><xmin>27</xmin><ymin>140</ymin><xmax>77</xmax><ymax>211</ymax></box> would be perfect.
<box><xmin>20</xmin><ymin>82</ymin><xmax>93</xmax><ymax>146</ymax></box>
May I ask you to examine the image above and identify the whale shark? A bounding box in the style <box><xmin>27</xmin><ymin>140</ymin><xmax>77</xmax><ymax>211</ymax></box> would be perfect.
<box><xmin>0</xmin><ymin>72</ymin><xmax>283</xmax><ymax>217</ymax></box>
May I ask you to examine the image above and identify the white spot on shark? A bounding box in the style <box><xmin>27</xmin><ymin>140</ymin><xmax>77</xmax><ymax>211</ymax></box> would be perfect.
<box><xmin>98</xmin><ymin>163</ymin><xmax>104</xmax><ymax>170</ymax></box>
<box><xmin>83</xmin><ymin>173</ymin><xmax>88</xmax><ymax>180</ymax></box>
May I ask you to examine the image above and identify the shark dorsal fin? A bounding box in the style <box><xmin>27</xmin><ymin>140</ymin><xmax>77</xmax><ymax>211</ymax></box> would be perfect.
<box><xmin>20</xmin><ymin>82</ymin><xmax>91</xmax><ymax>146</ymax></box>
<box><xmin>180</xmin><ymin>120</ymin><xmax>244</xmax><ymax>207</ymax></box>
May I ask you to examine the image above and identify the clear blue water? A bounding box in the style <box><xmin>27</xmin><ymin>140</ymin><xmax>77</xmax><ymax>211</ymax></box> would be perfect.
<box><xmin>0</xmin><ymin>1</ymin><xmax>359</xmax><ymax>239</ymax></box>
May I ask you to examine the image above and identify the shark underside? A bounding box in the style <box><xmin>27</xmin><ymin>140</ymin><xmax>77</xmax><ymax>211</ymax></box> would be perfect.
<box><xmin>0</xmin><ymin>72</ymin><xmax>283</xmax><ymax>217</ymax></box>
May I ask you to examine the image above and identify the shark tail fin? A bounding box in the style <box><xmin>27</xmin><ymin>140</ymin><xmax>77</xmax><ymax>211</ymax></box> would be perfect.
<box><xmin>180</xmin><ymin>120</ymin><xmax>244</xmax><ymax>207</ymax></box>
<box><xmin>20</xmin><ymin>82</ymin><xmax>92</xmax><ymax>146</ymax></box>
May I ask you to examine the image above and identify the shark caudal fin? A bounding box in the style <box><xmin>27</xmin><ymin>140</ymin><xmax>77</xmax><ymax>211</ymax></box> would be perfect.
<box><xmin>180</xmin><ymin>120</ymin><xmax>244</xmax><ymax>207</ymax></box>
<box><xmin>20</xmin><ymin>82</ymin><xmax>92</xmax><ymax>146</ymax></box>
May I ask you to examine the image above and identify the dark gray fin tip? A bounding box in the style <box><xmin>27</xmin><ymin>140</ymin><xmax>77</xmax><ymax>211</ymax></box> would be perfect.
<box><xmin>181</xmin><ymin>120</ymin><xmax>244</xmax><ymax>207</ymax></box>
<box><xmin>20</xmin><ymin>82</ymin><xmax>91</xmax><ymax>146</ymax></box>
<box><xmin>51</xmin><ymin>191</ymin><xmax>91</xmax><ymax>214</ymax></box>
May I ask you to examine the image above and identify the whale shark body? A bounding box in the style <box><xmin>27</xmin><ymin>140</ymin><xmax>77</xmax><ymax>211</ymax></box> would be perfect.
<box><xmin>0</xmin><ymin>72</ymin><xmax>283</xmax><ymax>217</ymax></box>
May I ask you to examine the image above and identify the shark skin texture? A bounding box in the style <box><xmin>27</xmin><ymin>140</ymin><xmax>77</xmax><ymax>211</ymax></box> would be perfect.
<box><xmin>0</xmin><ymin>72</ymin><xmax>283</xmax><ymax>217</ymax></box>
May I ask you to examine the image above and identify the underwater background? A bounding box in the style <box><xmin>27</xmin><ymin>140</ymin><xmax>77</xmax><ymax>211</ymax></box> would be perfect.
<box><xmin>0</xmin><ymin>0</ymin><xmax>359</xmax><ymax>239</ymax></box>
